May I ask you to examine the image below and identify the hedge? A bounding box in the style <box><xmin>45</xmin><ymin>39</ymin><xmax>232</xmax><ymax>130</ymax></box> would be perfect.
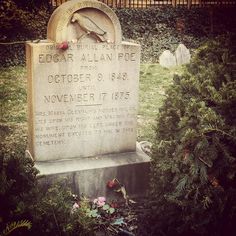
<box><xmin>0</xmin><ymin>1</ymin><xmax>236</xmax><ymax>66</ymax></box>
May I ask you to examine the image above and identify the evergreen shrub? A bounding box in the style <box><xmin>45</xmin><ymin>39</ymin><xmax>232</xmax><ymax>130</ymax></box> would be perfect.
<box><xmin>0</xmin><ymin>126</ymin><xmax>38</xmax><ymax>234</ymax></box>
<box><xmin>29</xmin><ymin>180</ymin><xmax>96</xmax><ymax>235</ymax></box>
<box><xmin>0</xmin><ymin>0</ymin><xmax>50</xmax><ymax>66</ymax></box>
<box><xmin>1</xmin><ymin>3</ymin><xmax>236</xmax><ymax>66</ymax></box>
<box><xmin>115</xmin><ymin>7</ymin><xmax>236</xmax><ymax>63</ymax></box>
<box><xmin>145</xmin><ymin>36</ymin><xmax>236</xmax><ymax>236</ymax></box>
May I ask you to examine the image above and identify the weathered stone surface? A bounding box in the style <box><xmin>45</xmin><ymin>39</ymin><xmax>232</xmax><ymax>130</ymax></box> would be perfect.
<box><xmin>26</xmin><ymin>0</ymin><xmax>140</xmax><ymax>162</ymax></box>
<box><xmin>175</xmin><ymin>43</ymin><xmax>191</xmax><ymax>65</ymax></box>
<box><xmin>26</xmin><ymin>42</ymin><xmax>140</xmax><ymax>161</ymax></box>
<box><xmin>159</xmin><ymin>50</ymin><xmax>176</xmax><ymax>68</ymax></box>
<box><xmin>26</xmin><ymin>0</ymin><xmax>150</xmax><ymax>198</ymax></box>
<box><xmin>47</xmin><ymin>0</ymin><xmax>122</xmax><ymax>43</ymax></box>
<box><xmin>35</xmin><ymin>143</ymin><xmax>150</xmax><ymax>199</ymax></box>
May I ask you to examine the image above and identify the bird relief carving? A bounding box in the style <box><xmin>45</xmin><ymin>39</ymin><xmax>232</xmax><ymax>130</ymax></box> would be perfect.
<box><xmin>71</xmin><ymin>13</ymin><xmax>110</xmax><ymax>43</ymax></box>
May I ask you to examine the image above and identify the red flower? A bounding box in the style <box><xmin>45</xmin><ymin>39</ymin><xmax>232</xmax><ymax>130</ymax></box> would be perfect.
<box><xmin>107</xmin><ymin>179</ymin><xmax>117</xmax><ymax>188</ymax></box>
<box><xmin>57</xmin><ymin>41</ymin><xmax>69</xmax><ymax>50</ymax></box>
<box><xmin>110</xmin><ymin>202</ymin><xmax>119</xmax><ymax>208</ymax></box>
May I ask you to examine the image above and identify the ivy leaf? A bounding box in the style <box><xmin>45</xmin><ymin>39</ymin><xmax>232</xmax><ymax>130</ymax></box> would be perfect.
<box><xmin>91</xmin><ymin>209</ymin><xmax>99</xmax><ymax>218</ymax></box>
<box><xmin>109</xmin><ymin>207</ymin><xmax>115</xmax><ymax>214</ymax></box>
<box><xmin>102</xmin><ymin>204</ymin><xmax>110</xmax><ymax>210</ymax></box>
<box><xmin>86</xmin><ymin>209</ymin><xmax>99</xmax><ymax>218</ymax></box>
<box><xmin>112</xmin><ymin>217</ymin><xmax>125</xmax><ymax>226</ymax></box>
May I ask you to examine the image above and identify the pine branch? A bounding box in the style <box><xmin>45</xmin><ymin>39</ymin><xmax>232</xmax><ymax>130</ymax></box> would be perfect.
<box><xmin>198</xmin><ymin>156</ymin><xmax>212</xmax><ymax>168</ymax></box>
<box><xmin>176</xmin><ymin>176</ymin><xmax>188</xmax><ymax>192</ymax></box>
<box><xmin>203</xmin><ymin>127</ymin><xmax>236</xmax><ymax>141</ymax></box>
<box><xmin>1</xmin><ymin>220</ymin><xmax>32</xmax><ymax>236</ymax></box>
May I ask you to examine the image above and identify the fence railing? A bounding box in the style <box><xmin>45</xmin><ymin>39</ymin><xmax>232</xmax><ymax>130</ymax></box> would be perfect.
<box><xmin>50</xmin><ymin>0</ymin><xmax>236</xmax><ymax>8</ymax></box>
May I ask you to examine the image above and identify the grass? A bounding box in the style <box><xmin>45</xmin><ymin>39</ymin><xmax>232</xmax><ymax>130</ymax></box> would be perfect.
<box><xmin>0</xmin><ymin>66</ymin><xmax>27</xmax><ymax>124</ymax></box>
<box><xmin>138</xmin><ymin>64</ymin><xmax>183</xmax><ymax>142</ymax></box>
<box><xmin>0</xmin><ymin>64</ymin><xmax>184</xmax><ymax>146</ymax></box>
<box><xmin>0</xmin><ymin>66</ymin><xmax>28</xmax><ymax>144</ymax></box>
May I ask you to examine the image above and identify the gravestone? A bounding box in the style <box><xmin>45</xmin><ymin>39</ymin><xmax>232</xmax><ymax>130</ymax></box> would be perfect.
<box><xmin>175</xmin><ymin>43</ymin><xmax>191</xmax><ymax>66</ymax></box>
<box><xmin>159</xmin><ymin>50</ymin><xmax>176</xmax><ymax>68</ymax></box>
<box><xmin>159</xmin><ymin>44</ymin><xmax>191</xmax><ymax>68</ymax></box>
<box><xmin>26</xmin><ymin>0</ymin><xmax>150</xmax><ymax>198</ymax></box>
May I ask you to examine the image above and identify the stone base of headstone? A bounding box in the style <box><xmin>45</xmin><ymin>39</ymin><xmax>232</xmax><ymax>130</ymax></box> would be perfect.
<box><xmin>34</xmin><ymin>143</ymin><xmax>150</xmax><ymax>199</ymax></box>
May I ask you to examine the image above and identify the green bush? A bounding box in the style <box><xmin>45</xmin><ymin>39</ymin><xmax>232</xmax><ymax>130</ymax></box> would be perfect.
<box><xmin>0</xmin><ymin>126</ymin><xmax>38</xmax><ymax>234</ymax></box>
<box><xmin>115</xmin><ymin>7</ymin><xmax>236</xmax><ymax>62</ymax></box>
<box><xmin>30</xmin><ymin>180</ymin><xmax>96</xmax><ymax>236</ymax></box>
<box><xmin>0</xmin><ymin>0</ymin><xmax>49</xmax><ymax>39</ymax></box>
<box><xmin>0</xmin><ymin>0</ymin><xmax>50</xmax><ymax>66</ymax></box>
<box><xmin>0</xmin><ymin>148</ymin><xmax>96</xmax><ymax>235</ymax></box>
<box><xmin>143</xmin><ymin>36</ymin><xmax>236</xmax><ymax>236</ymax></box>
<box><xmin>12</xmin><ymin>0</ymin><xmax>51</xmax><ymax>10</ymax></box>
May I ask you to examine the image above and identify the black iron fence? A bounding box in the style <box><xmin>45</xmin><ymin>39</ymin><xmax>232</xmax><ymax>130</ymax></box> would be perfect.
<box><xmin>50</xmin><ymin>0</ymin><xmax>236</xmax><ymax>8</ymax></box>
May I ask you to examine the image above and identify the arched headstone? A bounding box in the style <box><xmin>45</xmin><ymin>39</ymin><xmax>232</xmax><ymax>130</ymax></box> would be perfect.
<box><xmin>26</xmin><ymin>0</ymin><xmax>150</xmax><ymax>198</ymax></box>
<box><xmin>159</xmin><ymin>50</ymin><xmax>176</xmax><ymax>68</ymax></box>
<box><xmin>175</xmin><ymin>43</ymin><xmax>191</xmax><ymax>66</ymax></box>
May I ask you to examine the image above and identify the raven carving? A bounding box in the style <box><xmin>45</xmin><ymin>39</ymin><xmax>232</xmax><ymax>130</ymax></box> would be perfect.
<box><xmin>71</xmin><ymin>13</ymin><xmax>108</xmax><ymax>43</ymax></box>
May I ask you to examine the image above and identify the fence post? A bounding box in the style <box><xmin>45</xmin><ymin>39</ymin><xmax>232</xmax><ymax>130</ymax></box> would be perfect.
<box><xmin>199</xmin><ymin>0</ymin><xmax>202</xmax><ymax>7</ymax></box>
<box><xmin>210</xmin><ymin>7</ymin><xmax>214</xmax><ymax>34</ymax></box>
<box><xmin>187</xmin><ymin>0</ymin><xmax>192</xmax><ymax>9</ymax></box>
<box><xmin>172</xmin><ymin>0</ymin><xmax>177</xmax><ymax>7</ymax></box>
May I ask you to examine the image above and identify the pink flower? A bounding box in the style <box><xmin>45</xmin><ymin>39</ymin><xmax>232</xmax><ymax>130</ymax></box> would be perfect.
<box><xmin>97</xmin><ymin>201</ymin><xmax>105</xmax><ymax>207</ymax></box>
<box><xmin>71</xmin><ymin>202</ymin><xmax>79</xmax><ymax>214</ymax></box>
<box><xmin>73</xmin><ymin>202</ymin><xmax>79</xmax><ymax>209</ymax></box>
<box><xmin>98</xmin><ymin>197</ymin><xmax>106</xmax><ymax>202</ymax></box>
<box><xmin>93</xmin><ymin>197</ymin><xmax>106</xmax><ymax>207</ymax></box>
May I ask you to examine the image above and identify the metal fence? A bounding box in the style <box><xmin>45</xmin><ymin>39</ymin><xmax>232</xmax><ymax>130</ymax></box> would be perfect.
<box><xmin>50</xmin><ymin>0</ymin><xmax>236</xmax><ymax>8</ymax></box>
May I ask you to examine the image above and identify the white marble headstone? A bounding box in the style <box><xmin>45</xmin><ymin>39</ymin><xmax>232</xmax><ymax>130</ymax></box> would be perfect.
<box><xmin>26</xmin><ymin>0</ymin><xmax>141</xmax><ymax>161</ymax></box>
<box><xmin>159</xmin><ymin>50</ymin><xmax>176</xmax><ymax>68</ymax></box>
<box><xmin>175</xmin><ymin>43</ymin><xmax>191</xmax><ymax>66</ymax></box>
